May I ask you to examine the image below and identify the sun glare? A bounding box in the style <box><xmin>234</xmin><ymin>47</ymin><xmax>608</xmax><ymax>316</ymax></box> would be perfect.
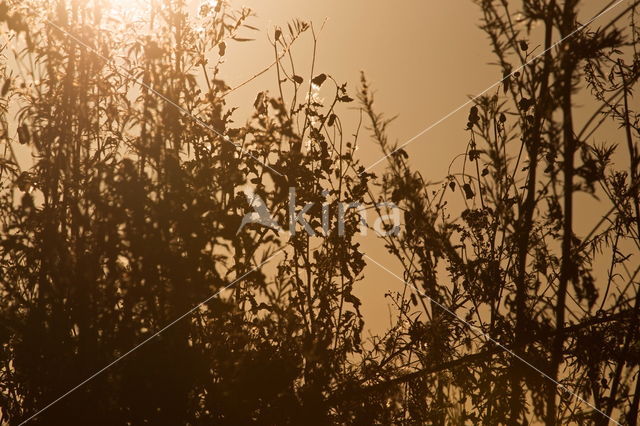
<box><xmin>200</xmin><ymin>0</ymin><xmax>218</xmax><ymax>8</ymax></box>
<box><xmin>104</xmin><ymin>0</ymin><xmax>217</xmax><ymax>21</ymax></box>
<box><xmin>107</xmin><ymin>0</ymin><xmax>150</xmax><ymax>21</ymax></box>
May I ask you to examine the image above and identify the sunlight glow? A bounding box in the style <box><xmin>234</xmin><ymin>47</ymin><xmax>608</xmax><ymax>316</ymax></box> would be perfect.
<box><xmin>104</xmin><ymin>0</ymin><xmax>218</xmax><ymax>21</ymax></box>
<box><xmin>201</xmin><ymin>0</ymin><xmax>218</xmax><ymax>8</ymax></box>
<box><xmin>107</xmin><ymin>0</ymin><xmax>150</xmax><ymax>21</ymax></box>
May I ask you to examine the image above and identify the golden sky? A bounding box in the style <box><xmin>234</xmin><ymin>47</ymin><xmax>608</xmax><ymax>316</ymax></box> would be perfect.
<box><xmin>211</xmin><ymin>0</ymin><xmax>632</xmax><ymax>331</ymax></box>
<box><xmin>10</xmin><ymin>0</ymin><xmax>627</xmax><ymax>332</ymax></box>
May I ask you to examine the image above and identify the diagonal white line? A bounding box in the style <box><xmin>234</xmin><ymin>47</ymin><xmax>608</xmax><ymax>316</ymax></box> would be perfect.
<box><xmin>44</xmin><ymin>19</ymin><xmax>284</xmax><ymax>177</ymax></box>
<box><xmin>363</xmin><ymin>254</ymin><xmax>621</xmax><ymax>425</ymax></box>
<box><xmin>19</xmin><ymin>248</ymin><xmax>285</xmax><ymax>425</ymax></box>
<box><xmin>363</xmin><ymin>0</ymin><xmax>628</xmax><ymax>173</ymax></box>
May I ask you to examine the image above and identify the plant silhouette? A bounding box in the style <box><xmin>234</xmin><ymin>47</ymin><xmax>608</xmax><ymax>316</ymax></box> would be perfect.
<box><xmin>0</xmin><ymin>0</ymin><xmax>639</xmax><ymax>425</ymax></box>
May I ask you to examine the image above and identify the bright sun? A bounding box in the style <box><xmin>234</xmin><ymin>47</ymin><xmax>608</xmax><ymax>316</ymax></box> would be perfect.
<box><xmin>105</xmin><ymin>0</ymin><xmax>216</xmax><ymax>20</ymax></box>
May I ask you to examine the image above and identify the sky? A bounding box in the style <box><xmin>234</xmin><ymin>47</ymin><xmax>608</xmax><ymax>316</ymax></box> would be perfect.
<box><xmin>3</xmin><ymin>1</ymin><xmax>637</xmax><ymax>421</ymax></box>
<box><xmin>9</xmin><ymin>0</ymin><xmax>508</xmax><ymax>332</ymax></box>
<box><xmin>19</xmin><ymin>0</ymin><xmax>625</xmax><ymax>332</ymax></box>
<box><xmin>209</xmin><ymin>0</ymin><xmax>503</xmax><ymax>331</ymax></box>
<box><xmin>206</xmin><ymin>0</ymin><xmax>633</xmax><ymax>331</ymax></box>
<box><xmin>219</xmin><ymin>0</ymin><xmax>496</xmax><ymax>179</ymax></box>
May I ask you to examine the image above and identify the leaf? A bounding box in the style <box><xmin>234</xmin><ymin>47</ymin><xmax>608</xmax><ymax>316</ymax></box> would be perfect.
<box><xmin>339</xmin><ymin>95</ymin><xmax>353</xmax><ymax>103</ymax></box>
<box><xmin>311</xmin><ymin>73</ymin><xmax>327</xmax><ymax>87</ymax></box>
<box><xmin>391</xmin><ymin>188</ymin><xmax>402</xmax><ymax>204</ymax></box>
<box><xmin>518</xmin><ymin>97</ymin><xmax>532</xmax><ymax>111</ymax></box>
<box><xmin>275</xmin><ymin>28</ymin><xmax>282</xmax><ymax>41</ymax></box>
<box><xmin>344</xmin><ymin>292</ymin><xmax>361</xmax><ymax>308</ymax></box>
<box><xmin>449</xmin><ymin>181</ymin><xmax>456</xmax><ymax>192</ymax></box>
<box><xmin>519</xmin><ymin>40</ymin><xmax>528</xmax><ymax>51</ymax></box>
<box><xmin>463</xmin><ymin>183</ymin><xmax>475</xmax><ymax>199</ymax></box>
<box><xmin>16</xmin><ymin>171</ymin><xmax>31</xmax><ymax>192</ymax></box>
<box><xmin>392</xmin><ymin>149</ymin><xmax>408</xmax><ymax>159</ymax></box>
<box><xmin>503</xmin><ymin>69</ymin><xmax>511</xmax><ymax>94</ymax></box>
<box><xmin>292</xmin><ymin>75</ymin><xmax>303</xmax><ymax>84</ymax></box>
<box><xmin>327</xmin><ymin>113</ymin><xmax>336</xmax><ymax>127</ymax></box>
<box><xmin>218</xmin><ymin>41</ymin><xmax>226</xmax><ymax>56</ymax></box>
<box><xmin>17</xmin><ymin>124</ymin><xmax>29</xmax><ymax>145</ymax></box>
<box><xmin>1</xmin><ymin>78</ymin><xmax>10</xmax><ymax>96</ymax></box>
<box><xmin>467</xmin><ymin>106</ymin><xmax>479</xmax><ymax>129</ymax></box>
<box><xmin>254</xmin><ymin>92</ymin><xmax>264</xmax><ymax>109</ymax></box>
